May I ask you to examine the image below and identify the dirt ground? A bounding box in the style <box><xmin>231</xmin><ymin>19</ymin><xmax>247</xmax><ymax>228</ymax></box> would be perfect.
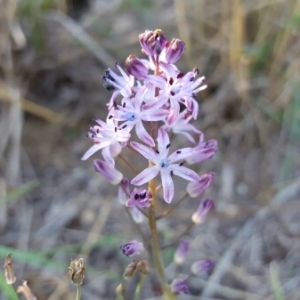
<box><xmin>1</xmin><ymin>0</ymin><xmax>300</xmax><ymax>299</ymax></box>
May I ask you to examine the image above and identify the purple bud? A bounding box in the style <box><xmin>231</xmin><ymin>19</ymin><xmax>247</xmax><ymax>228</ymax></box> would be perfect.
<box><xmin>165</xmin><ymin>38</ymin><xmax>186</xmax><ymax>63</ymax></box>
<box><xmin>124</xmin><ymin>55</ymin><xmax>148</xmax><ymax>80</ymax></box>
<box><xmin>93</xmin><ymin>159</ymin><xmax>123</xmax><ymax>185</ymax></box>
<box><xmin>170</xmin><ymin>278</ymin><xmax>189</xmax><ymax>295</ymax></box>
<box><xmin>118</xmin><ymin>178</ymin><xmax>130</xmax><ymax>205</ymax></box>
<box><xmin>139</xmin><ymin>29</ymin><xmax>167</xmax><ymax>57</ymax></box>
<box><xmin>192</xmin><ymin>199</ymin><xmax>214</xmax><ymax>224</ymax></box>
<box><xmin>186</xmin><ymin>139</ymin><xmax>218</xmax><ymax>165</ymax></box>
<box><xmin>126</xmin><ymin>188</ymin><xmax>152</xmax><ymax>208</ymax></box>
<box><xmin>120</xmin><ymin>240</ymin><xmax>144</xmax><ymax>257</ymax></box>
<box><xmin>174</xmin><ymin>240</ymin><xmax>189</xmax><ymax>265</ymax></box>
<box><xmin>191</xmin><ymin>259</ymin><xmax>214</xmax><ymax>276</ymax></box>
<box><xmin>187</xmin><ymin>172</ymin><xmax>215</xmax><ymax>198</ymax></box>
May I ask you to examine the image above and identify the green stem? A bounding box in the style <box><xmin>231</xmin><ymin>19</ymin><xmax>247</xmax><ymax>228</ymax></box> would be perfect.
<box><xmin>75</xmin><ymin>285</ymin><xmax>81</xmax><ymax>300</ymax></box>
<box><xmin>134</xmin><ymin>275</ymin><xmax>146</xmax><ymax>300</ymax></box>
<box><xmin>148</xmin><ymin>176</ymin><xmax>175</xmax><ymax>300</ymax></box>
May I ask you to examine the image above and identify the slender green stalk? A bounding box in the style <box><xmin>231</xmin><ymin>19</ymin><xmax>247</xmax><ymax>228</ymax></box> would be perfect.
<box><xmin>134</xmin><ymin>275</ymin><xmax>146</xmax><ymax>300</ymax></box>
<box><xmin>75</xmin><ymin>285</ymin><xmax>81</xmax><ymax>300</ymax></box>
<box><xmin>148</xmin><ymin>178</ymin><xmax>175</xmax><ymax>299</ymax></box>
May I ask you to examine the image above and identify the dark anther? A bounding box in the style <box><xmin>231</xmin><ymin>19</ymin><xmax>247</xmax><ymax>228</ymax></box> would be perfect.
<box><xmin>170</xmin><ymin>170</ymin><xmax>174</xmax><ymax>176</ymax></box>
<box><xmin>177</xmin><ymin>72</ymin><xmax>184</xmax><ymax>79</ymax></box>
<box><xmin>155</xmin><ymin>150</ymin><xmax>160</xmax><ymax>154</ymax></box>
<box><xmin>134</xmin><ymin>194</ymin><xmax>139</xmax><ymax>200</ymax></box>
<box><xmin>123</xmin><ymin>102</ymin><xmax>126</xmax><ymax>107</ymax></box>
<box><xmin>179</xmin><ymin>162</ymin><xmax>184</xmax><ymax>166</ymax></box>
<box><xmin>96</xmin><ymin>129</ymin><xmax>100</xmax><ymax>134</ymax></box>
<box><xmin>122</xmin><ymin>125</ymin><xmax>128</xmax><ymax>129</ymax></box>
<box><xmin>169</xmin><ymin>78</ymin><xmax>174</xmax><ymax>85</ymax></box>
<box><xmin>176</xmin><ymin>150</ymin><xmax>182</xmax><ymax>154</ymax></box>
<box><xmin>170</xmin><ymin>91</ymin><xmax>175</xmax><ymax>96</ymax></box>
<box><xmin>115</xmin><ymin>127</ymin><xmax>117</xmax><ymax>132</ymax></box>
<box><xmin>166</xmin><ymin>143</ymin><xmax>171</xmax><ymax>149</ymax></box>
<box><xmin>108</xmin><ymin>115</ymin><xmax>113</xmax><ymax>119</ymax></box>
<box><xmin>161</xmin><ymin>163</ymin><xmax>165</xmax><ymax>168</ymax></box>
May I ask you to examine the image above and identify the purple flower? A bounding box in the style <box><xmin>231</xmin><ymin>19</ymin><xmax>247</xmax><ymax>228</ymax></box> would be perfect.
<box><xmin>126</xmin><ymin>188</ymin><xmax>152</xmax><ymax>208</ymax></box>
<box><xmin>112</xmin><ymin>87</ymin><xmax>169</xmax><ymax>146</ymax></box>
<box><xmin>187</xmin><ymin>172</ymin><xmax>215</xmax><ymax>198</ymax></box>
<box><xmin>174</xmin><ymin>240</ymin><xmax>189</xmax><ymax>265</ymax></box>
<box><xmin>120</xmin><ymin>240</ymin><xmax>144</xmax><ymax>257</ymax></box>
<box><xmin>186</xmin><ymin>135</ymin><xmax>218</xmax><ymax>165</ymax></box>
<box><xmin>124</xmin><ymin>55</ymin><xmax>148</xmax><ymax>80</ymax></box>
<box><xmin>94</xmin><ymin>159</ymin><xmax>123</xmax><ymax>185</ymax></box>
<box><xmin>82</xmin><ymin>116</ymin><xmax>130</xmax><ymax>166</ymax></box>
<box><xmin>170</xmin><ymin>278</ymin><xmax>189</xmax><ymax>295</ymax></box>
<box><xmin>191</xmin><ymin>259</ymin><xmax>214</xmax><ymax>276</ymax></box>
<box><xmin>103</xmin><ymin>63</ymin><xmax>134</xmax><ymax>97</ymax></box>
<box><xmin>145</xmin><ymin>65</ymin><xmax>207</xmax><ymax>122</ymax></box>
<box><xmin>139</xmin><ymin>29</ymin><xmax>167</xmax><ymax>57</ymax></box>
<box><xmin>131</xmin><ymin>127</ymin><xmax>199</xmax><ymax>203</ymax></box>
<box><xmin>192</xmin><ymin>199</ymin><xmax>214</xmax><ymax>224</ymax></box>
<box><xmin>118</xmin><ymin>178</ymin><xmax>130</xmax><ymax>204</ymax></box>
<box><xmin>162</xmin><ymin>38</ymin><xmax>186</xmax><ymax>64</ymax></box>
<box><xmin>163</xmin><ymin>109</ymin><xmax>201</xmax><ymax>143</ymax></box>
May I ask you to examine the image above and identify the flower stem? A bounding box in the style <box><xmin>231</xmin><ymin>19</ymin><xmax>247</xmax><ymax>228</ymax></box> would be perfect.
<box><xmin>134</xmin><ymin>275</ymin><xmax>146</xmax><ymax>300</ymax></box>
<box><xmin>148</xmin><ymin>175</ymin><xmax>175</xmax><ymax>300</ymax></box>
<box><xmin>75</xmin><ymin>285</ymin><xmax>81</xmax><ymax>300</ymax></box>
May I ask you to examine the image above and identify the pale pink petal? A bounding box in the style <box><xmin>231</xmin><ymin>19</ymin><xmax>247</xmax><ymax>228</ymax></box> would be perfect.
<box><xmin>94</xmin><ymin>159</ymin><xmax>123</xmax><ymax>185</ymax></box>
<box><xmin>168</xmin><ymin>148</ymin><xmax>194</xmax><ymax>163</ymax></box>
<box><xmin>135</xmin><ymin>121</ymin><xmax>155</xmax><ymax>147</ymax></box>
<box><xmin>157</xmin><ymin>127</ymin><xmax>170</xmax><ymax>157</ymax></box>
<box><xmin>102</xmin><ymin>146</ymin><xmax>115</xmax><ymax>166</ymax></box>
<box><xmin>161</xmin><ymin>171</ymin><xmax>174</xmax><ymax>203</ymax></box>
<box><xmin>131</xmin><ymin>166</ymin><xmax>159</xmax><ymax>186</ymax></box>
<box><xmin>130</xmin><ymin>142</ymin><xmax>156</xmax><ymax>162</ymax></box>
<box><xmin>171</xmin><ymin>165</ymin><xmax>199</xmax><ymax>182</ymax></box>
<box><xmin>81</xmin><ymin>144</ymin><xmax>104</xmax><ymax>161</ymax></box>
<box><xmin>110</xmin><ymin>142</ymin><xmax>122</xmax><ymax>157</ymax></box>
<box><xmin>141</xmin><ymin>109</ymin><xmax>169</xmax><ymax>121</ymax></box>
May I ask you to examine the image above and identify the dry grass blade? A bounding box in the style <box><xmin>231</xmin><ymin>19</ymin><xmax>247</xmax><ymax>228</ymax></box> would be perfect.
<box><xmin>0</xmin><ymin>81</ymin><xmax>65</xmax><ymax>124</ymax></box>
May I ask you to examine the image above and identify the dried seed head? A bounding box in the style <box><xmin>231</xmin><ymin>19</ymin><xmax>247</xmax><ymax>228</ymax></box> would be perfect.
<box><xmin>123</xmin><ymin>260</ymin><xmax>139</xmax><ymax>280</ymax></box>
<box><xmin>68</xmin><ymin>258</ymin><xmax>85</xmax><ymax>285</ymax></box>
<box><xmin>115</xmin><ymin>283</ymin><xmax>127</xmax><ymax>295</ymax></box>
<box><xmin>137</xmin><ymin>259</ymin><xmax>150</xmax><ymax>275</ymax></box>
<box><xmin>17</xmin><ymin>281</ymin><xmax>37</xmax><ymax>300</ymax></box>
<box><xmin>4</xmin><ymin>253</ymin><xmax>16</xmax><ymax>285</ymax></box>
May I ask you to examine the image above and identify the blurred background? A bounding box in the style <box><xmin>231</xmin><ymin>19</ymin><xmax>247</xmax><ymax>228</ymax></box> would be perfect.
<box><xmin>0</xmin><ymin>0</ymin><xmax>300</xmax><ymax>299</ymax></box>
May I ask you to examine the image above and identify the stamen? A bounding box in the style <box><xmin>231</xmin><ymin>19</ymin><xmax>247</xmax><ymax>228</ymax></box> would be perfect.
<box><xmin>176</xmin><ymin>150</ymin><xmax>182</xmax><ymax>154</ymax></box>
<box><xmin>166</xmin><ymin>143</ymin><xmax>171</xmax><ymax>149</ymax></box>
<box><xmin>108</xmin><ymin>115</ymin><xmax>113</xmax><ymax>119</ymax></box>
<box><xmin>169</xmin><ymin>78</ymin><xmax>174</xmax><ymax>85</ymax></box>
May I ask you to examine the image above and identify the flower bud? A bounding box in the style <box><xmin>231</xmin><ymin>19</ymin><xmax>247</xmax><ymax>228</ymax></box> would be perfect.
<box><xmin>137</xmin><ymin>259</ymin><xmax>150</xmax><ymax>275</ymax></box>
<box><xmin>120</xmin><ymin>240</ymin><xmax>144</xmax><ymax>257</ymax></box>
<box><xmin>17</xmin><ymin>281</ymin><xmax>37</xmax><ymax>300</ymax></box>
<box><xmin>4</xmin><ymin>253</ymin><xmax>16</xmax><ymax>285</ymax></box>
<box><xmin>165</xmin><ymin>38</ymin><xmax>186</xmax><ymax>63</ymax></box>
<box><xmin>125</xmin><ymin>55</ymin><xmax>148</xmax><ymax>80</ymax></box>
<box><xmin>139</xmin><ymin>29</ymin><xmax>167</xmax><ymax>56</ymax></box>
<box><xmin>94</xmin><ymin>159</ymin><xmax>123</xmax><ymax>185</ymax></box>
<box><xmin>174</xmin><ymin>240</ymin><xmax>189</xmax><ymax>265</ymax></box>
<box><xmin>191</xmin><ymin>259</ymin><xmax>214</xmax><ymax>276</ymax></box>
<box><xmin>126</xmin><ymin>188</ymin><xmax>152</xmax><ymax>208</ymax></box>
<box><xmin>170</xmin><ymin>278</ymin><xmax>189</xmax><ymax>295</ymax></box>
<box><xmin>192</xmin><ymin>199</ymin><xmax>214</xmax><ymax>224</ymax></box>
<box><xmin>68</xmin><ymin>258</ymin><xmax>85</xmax><ymax>285</ymax></box>
<box><xmin>187</xmin><ymin>172</ymin><xmax>215</xmax><ymax>198</ymax></box>
<box><xmin>123</xmin><ymin>260</ymin><xmax>139</xmax><ymax>279</ymax></box>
